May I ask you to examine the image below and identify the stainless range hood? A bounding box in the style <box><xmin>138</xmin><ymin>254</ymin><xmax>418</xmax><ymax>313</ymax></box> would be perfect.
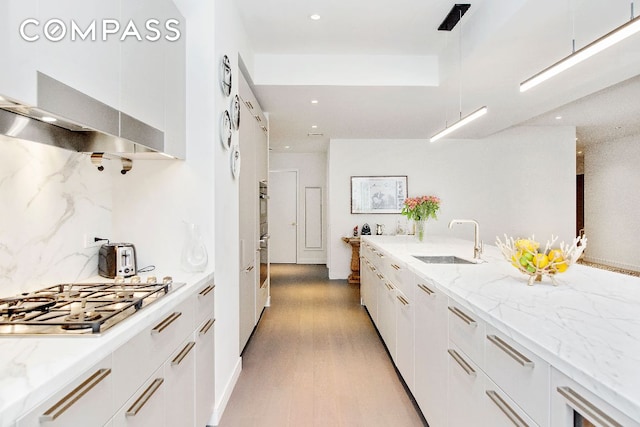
<box><xmin>0</xmin><ymin>73</ymin><xmax>172</xmax><ymax>159</ymax></box>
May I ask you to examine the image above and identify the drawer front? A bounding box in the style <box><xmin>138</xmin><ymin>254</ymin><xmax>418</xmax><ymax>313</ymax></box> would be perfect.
<box><xmin>485</xmin><ymin>325</ymin><xmax>549</xmax><ymax>426</ymax></box>
<box><xmin>370</xmin><ymin>246</ymin><xmax>386</xmax><ymax>271</ymax></box>
<box><xmin>195</xmin><ymin>280</ymin><xmax>215</xmax><ymax>327</ymax></box>
<box><xmin>164</xmin><ymin>337</ymin><xmax>196</xmax><ymax>427</ymax></box>
<box><xmin>447</xmin><ymin>342</ymin><xmax>485</xmax><ymax>427</ymax></box>
<box><xmin>112</xmin><ymin>366</ymin><xmax>165</xmax><ymax>427</ymax></box>
<box><xmin>17</xmin><ymin>356</ymin><xmax>113</xmax><ymax>427</ymax></box>
<box><xmin>387</xmin><ymin>259</ymin><xmax>410</xmax><ymax>295</ymax></box>
<box><xmin>448</xmin><ymin>298</ymin><xmax>485</xmax><ymax>367</ymax></box>
<box><xmin>484</xmin><ymin>377</ymin><xmax>539</xmax><ymax>427</ymax></box>
<box><xmin>112</xmin><ymin>296</ymin><xmax>194</xmax><ymax>408</ymax></box>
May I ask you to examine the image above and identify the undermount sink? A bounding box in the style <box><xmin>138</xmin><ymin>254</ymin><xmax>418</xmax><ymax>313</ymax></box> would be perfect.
<box><xmin>413</xmin><ymin>255</ymin><xmax>475</xmax><ymax>265</ymax></box>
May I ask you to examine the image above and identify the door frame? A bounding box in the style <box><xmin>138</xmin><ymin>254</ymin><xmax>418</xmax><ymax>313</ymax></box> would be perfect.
<box><xmin>269</xmin><ymin>169</ymin><xmax>299</xmax><ymax>263</ymax></box>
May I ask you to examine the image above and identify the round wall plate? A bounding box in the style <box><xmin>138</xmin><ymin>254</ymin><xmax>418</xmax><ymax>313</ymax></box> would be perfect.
<box><xmin>221</xmin><ymin>55</ymin><xmax>232</xmax><ymax>96</ymax></box>
<box><xmin>220</xmin><ymin>110</ymin><xmax>232</xmax><ymax>149</ymax></box>
<box><xmin>231</xmin><ymin>144</ymin><xmax>241</xmax><ymax>178</ymax></box>
<box><xmin>231</xmin><ymin>94</ymin><xmax>240</xmax><ymax>130</ymax></box>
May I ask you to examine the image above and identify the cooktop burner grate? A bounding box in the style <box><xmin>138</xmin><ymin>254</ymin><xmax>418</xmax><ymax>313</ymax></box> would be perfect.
<box><xmin>0</xmin><ymin>277</ymin><xmax>181</xmax><ymax>335</ymax></box>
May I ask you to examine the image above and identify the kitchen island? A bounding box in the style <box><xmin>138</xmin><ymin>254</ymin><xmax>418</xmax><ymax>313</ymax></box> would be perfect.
<box><xmin>361</xmin><ymin>235</ymin><xmax>640</xmax><ymax>426</ymax></box>
<box><xmin>0</xmin><ymin>271</ymin><xmax>215</xmax><ymax>427</ymax></box>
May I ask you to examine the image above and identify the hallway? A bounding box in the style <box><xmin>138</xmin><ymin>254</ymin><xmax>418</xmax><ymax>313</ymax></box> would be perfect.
<box><xmin>218</xmin><ymin>264</ymin><xmax>425</xmax><ymax>427</ymax></box>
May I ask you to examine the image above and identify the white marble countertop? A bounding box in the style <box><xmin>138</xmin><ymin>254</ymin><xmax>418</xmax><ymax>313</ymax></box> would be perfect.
<box><xmin>362</xmin><ymin>235</ymin><xmax>640</xmax><ymax>422</ymax></box>
<box><xmin>0</xmin><ymin>270</ymin><xmax>215</xmax><ymax>427</ymax></box>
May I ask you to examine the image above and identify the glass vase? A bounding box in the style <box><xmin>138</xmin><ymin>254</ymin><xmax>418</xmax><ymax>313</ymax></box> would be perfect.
<box><xmin>416</xmin><ymin>220</ymin><xmax>427</xmax><ymax>242</ymax></box>
<box><xmin>181</xmin><ymin>222</ymin><xmax>208</xmax><ymax>272</ymax></box>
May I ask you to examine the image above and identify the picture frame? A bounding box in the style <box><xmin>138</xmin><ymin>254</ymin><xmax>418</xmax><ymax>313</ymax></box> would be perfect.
<box><xmin>350</xmin><ymin>176</ymin><xmax>408</xmax><ymax>214</ymax></box>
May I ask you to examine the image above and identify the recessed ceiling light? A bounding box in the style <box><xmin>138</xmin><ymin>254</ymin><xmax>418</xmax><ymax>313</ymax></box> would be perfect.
<box><xmin>555</xmin><ymin>116</ymin><xmax>562</xmax><ymax>120</ymax></box>
<box><xmin>311</xmin><ymin>125</ymin><xmax>318</xmax><ymax>129</ymax></box>
<box><xmin>41</xmin><ymin>116</ymin><xmax>57</xmax><ymax>123</ymax></box>
<box><xmin>577</xmin><ymin>151</ymin><xmax>583</xmax><ymax>154</ymax></box>
<box><xmin>284</xmin><ymin>145</ymin><xmax>291</xmax><ymax>149</ymax></box>
<box><xmin>311</xmin><ymin>99</ymin><xmax>318</xmax><ymax>104</ymax></box>
<box><xmin>310</xmin><ymin>14</ymin><xmax>321</xmax><ymax>21</ymax></box>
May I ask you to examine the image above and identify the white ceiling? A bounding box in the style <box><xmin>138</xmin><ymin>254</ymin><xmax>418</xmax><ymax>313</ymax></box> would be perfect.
<box><xmin>235</xmin><ymin>0</ymin><xmax>640</xmax><ymax>153</ymax></box>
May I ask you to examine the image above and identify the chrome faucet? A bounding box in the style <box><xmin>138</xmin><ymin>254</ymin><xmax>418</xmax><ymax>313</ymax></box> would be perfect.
<box><xmin>448</xmin><ymin>219</ymin><xmax>483</xmax><ymax>260</ymax></box>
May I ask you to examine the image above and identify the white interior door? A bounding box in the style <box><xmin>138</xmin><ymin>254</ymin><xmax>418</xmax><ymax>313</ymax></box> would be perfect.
<box><xmin>269</xmin><ymin>170</ymin><xmax>297</xmax><ymax>263</ymax></box>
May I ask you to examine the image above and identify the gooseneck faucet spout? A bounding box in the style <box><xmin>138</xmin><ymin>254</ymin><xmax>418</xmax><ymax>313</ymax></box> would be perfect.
<box><xmin>448</xmin><ymin>219</ymin><xmax>483</xmax><ymax>260</ymax></box>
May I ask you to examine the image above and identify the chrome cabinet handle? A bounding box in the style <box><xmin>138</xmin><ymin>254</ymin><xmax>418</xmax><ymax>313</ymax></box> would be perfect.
<box><xmin>126</xmin><ymin>378</ymin><xmax>164</xmax><ymax>417</ymax></box>
<box><xmin>198</xmin><ymin>284</ymin><xmax>215</xmax><ymax>297</ymax></box>
<box><xmin>385</xmin><ymin>282</ymin><xmax>394</xmax><ymax>291</ymax></box>
<box><xmin>557</xmin><ymin>387</ymin><xmax>623</xmax><ymax>427</ymax></box>
<box><xmin>487</xmin><ymin>335</ymin><xmax>534</xmax><ymax>368</ymax></box>
<box><xmin>376</xmin><ymin>252</ymin><xmax>384</xmax><ymax>258</ymax></box>
<box><xmin>417</xmin><ymin>283</ymin><xmax>435</xmax><ymax>295</ymax></box>
<box><xmin>391</xmin><ymin>264</ymin><xmax>401</xmax><ymax>270</ymax></box>
<box><xmin>448</xmin><ymin>306</ymin><xmax>477</xmax><ymax>327</ymax></box>
<box><xmin>171</xmin><ymin>341</ymin><xmax>196</xmax><ymax>366</ymax></box>
<box><xmin>40</xmin><ymin>368</ymin><xmax>112</xmax><ymax>422</ymax></box>
<box><xmin>245</xmin><ymin>265</ymin><xmax>254</xmax><ymax>272</ymax></box>
<box><xmin>447</xmin><ymin>349</ymin><xmax>476</xmax><ymax>377</ymax></box>
<box><xmin>376</xmin><ymin>273</ymin><xmax>384</xmax><ymax>280</ymax></box>
<box><xmin>152</xmin><ymin>312</ymin><xmax>182</xmax><ymax>334</ymax></box>
<box><xmin>486</xmin><ymin>390</ymin><xmax>530</xmax><ymax>427</ymax></box>
<box><xmin>396</xmin><ymin>295</ymin><xmax>409</xmax><ymax>306</ymax></box>
<box><xmin>199</xmin><ymin>318</ymin><xmax>215</xmax><ymax>336</ymax></box>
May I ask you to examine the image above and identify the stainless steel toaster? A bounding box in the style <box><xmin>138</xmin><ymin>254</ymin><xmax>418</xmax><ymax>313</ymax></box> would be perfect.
<box><xmin>98</xmin><ymin>243</ymin><xmax>137</xmax><ymax>278</ymax></box>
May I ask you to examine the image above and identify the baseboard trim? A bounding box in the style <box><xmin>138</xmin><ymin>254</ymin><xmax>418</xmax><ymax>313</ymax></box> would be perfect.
<box><xmin>210</xmin><ymin>356</ymin><xmax>243</xmax><ymax>426</ymax></box>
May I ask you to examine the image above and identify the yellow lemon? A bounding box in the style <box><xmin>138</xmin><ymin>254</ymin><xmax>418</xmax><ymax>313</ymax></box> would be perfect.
<box><xmin>555</xmin><ymin>260</ymin><xmax>568</xmax><ymax>273</ymax></box>
<box><xmin>515</xmin><ymin>239</ymin><xmax>539</xmax><ymax>253</ymax></box>
<box><xmin>533</xmin><ymin>254</ymin><xmax>549</xmax><ymax>269</ymax></box>
<box><xmin>548</xmin><ymin>249</ymin><xmax>564</xmax><ymax>263</ymax></box>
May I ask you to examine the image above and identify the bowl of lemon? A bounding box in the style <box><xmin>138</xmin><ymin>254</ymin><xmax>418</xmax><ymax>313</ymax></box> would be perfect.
<box><xmin>495</xmin><ymin>234</ymin><xmax>587</xmax><ymax>286</ymax></box>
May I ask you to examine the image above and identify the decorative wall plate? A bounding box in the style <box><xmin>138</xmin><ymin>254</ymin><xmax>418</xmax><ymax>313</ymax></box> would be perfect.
<box><xmin>221</xmin><ymin>110</ymin><xmax>232</xmax><ymax>149</ymax></box>
<box><xmin>231</xmin><ymin>144</ymin><xmax>241</xmax><ymax>178</ymax></box>
<box><xmin>231</xmin><ymin>94</ymin><xmax>241</xmax><ymax>130</ymax></box>
<box><xmin>221</xmin><ymin>55</ymin><xmax>232</xmax><ymax>96</ymax></box>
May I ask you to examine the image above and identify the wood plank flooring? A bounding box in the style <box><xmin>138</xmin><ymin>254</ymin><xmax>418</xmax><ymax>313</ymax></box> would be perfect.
<box><xmin>218</xmin><ymin>264</ymin><xmax>425</xmax><ymax>427</ymax></box>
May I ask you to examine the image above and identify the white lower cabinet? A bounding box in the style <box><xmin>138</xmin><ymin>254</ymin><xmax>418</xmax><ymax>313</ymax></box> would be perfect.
<box><xmin>395</xmin><ymin>287</ymin><xmax>414</xmax><ymax>392</ymax></box>
<box><xmin>485</xmin><ymin>325</ymin><xmax>549</xmax><ymax>426</ymax></box>
<box><xmin>377</xmin><ymin>274</ymin><xmax>397</xmax><ymax>360</ymax></box>
<box><xmin>414</xmin><ymin>276</ymin><xmax>448</xmax><ymax>427</ymax></box>
<box><xmin>447</xmin><ymin>343</ymin><xmax>485</xmax><ymax>426</ymax></box>
<box><xmin>484</xmin><ymin>377</ymin><xmax>537</xmax><ymax>427</ymax></box>
<box><xmin>112</xmin><ymin>367</ymin><xmax>166</xmax><ymax>427</ymax></box>
<box><xmin>16</xmin><ymin>280</ymin><xmax>215</xmax><ymax>427</ymax></box>
<box><xmin>195</xmin><ymin>316</ymin><xmax>216</xmax><ymax>427</ymax></box>
<box><xmin>164</xmin><ymin>338</ymin><xmax>197</xmax><ymax>427</ymax></box>
<box><xmin>16</xmin><ymin>356</ymin><xmax>114</xmax><ymax>427</ymax></box>
<box><xmin>550</xmin><ymin>368</ymin><xmax>639</xmax><ymax>427</ymax></box>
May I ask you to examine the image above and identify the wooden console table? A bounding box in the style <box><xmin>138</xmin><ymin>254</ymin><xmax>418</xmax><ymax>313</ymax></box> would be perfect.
<box><xmin>342</xmin><ymin>236</ymin><xmax>361</xmax><ymax>285</ymax></box>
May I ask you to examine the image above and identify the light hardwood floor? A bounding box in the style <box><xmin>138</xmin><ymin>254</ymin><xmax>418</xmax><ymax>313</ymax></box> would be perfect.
<box><xmin>218</xmin><ymin>264</ymin><xmax>426</xmax><ymax>427</ymax></box>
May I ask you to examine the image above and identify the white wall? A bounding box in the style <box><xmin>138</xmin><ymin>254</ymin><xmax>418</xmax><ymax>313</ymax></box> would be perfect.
<box><xmin>270</xmin><ymin>152</ymin><xmax>328</xmax><ymax>264</ymax></box>
<box><xmin>584</xmin><ymin>134</ymin><xmax>640</xmax><ymax>271</ymax></box>
<box><xmin>328</xmin><ymin>126</ymin><xmax>576</xmax><ymax>279</ymax></box>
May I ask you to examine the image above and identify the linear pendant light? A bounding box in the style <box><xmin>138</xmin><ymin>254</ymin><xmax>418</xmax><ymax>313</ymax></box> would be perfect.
<box><xmin>520</xmin><ymin>14</ymin><xmax>640</xmax><ymax>92</ymax></box>
<box><xmin>430</xmin><ymin>106</ymin><xmax>488</xmax><ymax>142</ymax></box>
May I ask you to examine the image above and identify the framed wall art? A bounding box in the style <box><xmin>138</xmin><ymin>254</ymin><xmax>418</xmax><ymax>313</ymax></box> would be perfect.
<box><xmin>350</xmin><ymin>176</ymin><xmax>408</xmax><ymax>214</ymax></box>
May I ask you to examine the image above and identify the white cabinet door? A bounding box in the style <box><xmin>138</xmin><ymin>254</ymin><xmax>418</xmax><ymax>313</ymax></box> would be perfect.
<box><xmin>162</xmin><ymin>0</ymin><xmax>186</xmax><ymax>159</ymax></box>
<box><xmin>113</xmin><ymin>367</ymin><xmax>166</xmax><ymax>427</ymax></box>
<box><xmin>447</xmin><ymin>342</ymin><xmax>485</xmax><ymax>427</ymax></box>
<box><xmin>36</xmin><ymin>0</ymin><xmax>121</xmax><ymax>110</ymax></box>
<box><xmin>484</xmin><ymin>378</ymin><xmax>538</xmax><ymax>427</ymax></box>
<box><xmin>377</xmin><ymin>274</ymin><xmax>397</xmax><ymax>360</ymax></box>
<box><xmin>119</xmin><ymin>0</ymin><xmax>165</xmax><ymax>132</ymax></box>
<box><xmin>195</xmin><ymin>316</ymin><xmax>216</xmax><ymax>427</ymax></box>
<box><xmin>164</xmin><ymin>338</ymin><xmax>196</xmax><ymax>427</ymax></box>
<box><xmin>395</xmin><ymin>287</ymin><xmax>414</xmax><ymax>392</ymax></box>
<box><xmin>16</xmin><ymin>356</ymin><xmax>113</xmax><ymax>427</ymax></box>
<box><xmin>239</xmin><ymin>261</ymin><xmax>256</xmax><ymax>352</ymax></box>
<box><xmin>0</xmin><ymin>0</ymin><xmax>39</xmax><ymax>104</ymax></box>
<box><xmin>414</xmin><ymin>277</ymin><xmax>448</xmax><ymax>427</ymax></box>
<box><xmin>550</xmin><ymin>368</ymin><xmax>639</xmax><ymax>427</ymax></box>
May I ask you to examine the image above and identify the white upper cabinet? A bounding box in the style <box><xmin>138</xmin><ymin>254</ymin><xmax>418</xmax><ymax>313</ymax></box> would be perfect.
<box><xmin>37</xmin><ymin>0</ymin><xmax>121</xmax><ymax>110</ymax></box>
<box><xmin>0</xmin><ymin>0</ymin><xmax>39</xmax><ymax>104</ymax></box>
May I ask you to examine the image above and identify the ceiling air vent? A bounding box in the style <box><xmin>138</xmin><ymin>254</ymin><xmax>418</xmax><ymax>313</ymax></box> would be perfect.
<box><xmin>307</xmin><ymin>132</ymin><xmax>324</xmax><ymax>137</ymax></box>
<box><xmin>438</xmin><ymin>4</ymin><xmax>470</xmax><ymax>31</ymax></box>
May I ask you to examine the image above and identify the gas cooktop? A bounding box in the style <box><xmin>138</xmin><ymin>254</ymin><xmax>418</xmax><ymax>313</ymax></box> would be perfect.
<box><xmin>0</xmin><ymin>276</ymin><xmax>184</xmax><ymax>336</ymax></box>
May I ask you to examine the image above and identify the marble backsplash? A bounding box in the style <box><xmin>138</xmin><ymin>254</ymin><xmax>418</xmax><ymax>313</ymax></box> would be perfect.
<box><xmin>0</xmin><ymin>135</ymin><xmax>114</xmax><ymax>296</ymax></box>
